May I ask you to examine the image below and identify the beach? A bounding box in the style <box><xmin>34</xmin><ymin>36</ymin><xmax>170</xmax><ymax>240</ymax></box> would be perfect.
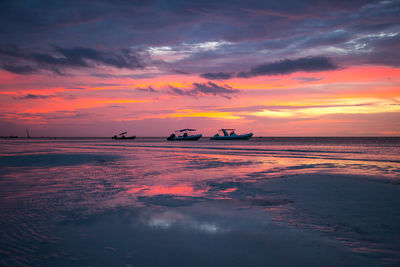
<box><xmin>0</xmin><ymin>138</ymin><xmax>399</xmax><ymax>266</ymax></box>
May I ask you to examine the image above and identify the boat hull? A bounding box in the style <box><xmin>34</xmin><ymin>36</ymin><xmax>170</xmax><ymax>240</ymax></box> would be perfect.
<box><xmin>211</xmin><ymin>133</ymin><xmax>253</xmax><ymax>140</ymax></box>
<box><xmin>113</xmin><ymin>136</ymin><xmax>136</xmax><ymax>140</ymax></box>
<box><xmin>167</xmin><ymin>134</ymin><xmax>202</xmax><ymax>141</ymax></box>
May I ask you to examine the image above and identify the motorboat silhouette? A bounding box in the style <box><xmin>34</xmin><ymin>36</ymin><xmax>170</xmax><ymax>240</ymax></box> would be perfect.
<box><xmin>112</xmin><ymin>132</ymin><xmax>136</xmax><ymax>140</ymax></box>
<box><xmin>211</xmin><ymin>129</ymin><xmax>253</xmax><ymax>140</ymax></box>
<box><xmin>167</xmin><ymin>129</ymin><xmax>202</xmax><ymax>141</ymax></box>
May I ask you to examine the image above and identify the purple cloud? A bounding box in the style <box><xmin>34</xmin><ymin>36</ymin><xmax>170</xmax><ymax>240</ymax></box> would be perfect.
<box><xmin>168</xmin><ymin>82</ymin><xmax>239</xmax><ymax>98</ymax></box>
<box><xmin>136</xmin><ymin>86</ymin><xmax>158</xmax><ymax>93</ymax></box>
<box><xmin>199</xmin><ymin>57</ymin><xmax>337</xmax><ymax>80</ymax></box>
<box><xmin>2</xmin><ymin>64</ymin><xmax>38</xmax><ymax>74</ymax></box>
<box><xmin>0</xmin><ymin>45</ymin><xmax>144</xmax><ymax>75</ymax></box>
<box><xmin>1</xmin><ymin>0</ymin><xmax>399</xmax><ymax>78</ymax></box>
<box><xmin>13</xmin><ymin>94</ymin><xmax>55</xmax><ymax>100</ymax></box>
<box><xmin>237</xmin><ymin>57</ymin><xmax>338</xmax><ymax>78</ymax></box>
<box><xmin>200</xmin><ymin>72</ymin><xmax>234</xmax><ymax>80</ymax></box>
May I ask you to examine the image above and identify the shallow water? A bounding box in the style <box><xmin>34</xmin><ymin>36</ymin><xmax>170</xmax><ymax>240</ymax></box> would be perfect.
<box><xmin>0</xmin><ymin>137</ymin><xmax>399</xmax><ymax>266</ymax></box>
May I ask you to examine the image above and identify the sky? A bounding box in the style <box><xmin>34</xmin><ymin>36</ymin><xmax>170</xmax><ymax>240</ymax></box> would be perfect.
<box><xmin>0</xmin><ymin>0</ymin><xmax>399</xmax><ymax>137</ymax></box>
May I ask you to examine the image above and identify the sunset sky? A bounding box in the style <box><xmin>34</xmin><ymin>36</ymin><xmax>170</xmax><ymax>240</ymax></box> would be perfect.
<box><xmin>0</xmin><ymin>0</ymin><xmax>399</xmax><ymax>137</ymax></box>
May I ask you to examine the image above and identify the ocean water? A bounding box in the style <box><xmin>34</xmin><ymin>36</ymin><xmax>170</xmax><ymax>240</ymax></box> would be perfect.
<box><xmin>0</xmin><ymin>137</ymin><xmax>399</xmax><ymax>266</ymax></box>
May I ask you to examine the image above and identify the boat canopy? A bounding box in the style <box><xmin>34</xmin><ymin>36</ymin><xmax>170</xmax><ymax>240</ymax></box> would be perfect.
<box><xmin>119</xmin><ymin>131</ymin><xmax>127</xmax><ymax>136</ymax></box>
<box><xmin>175</xmin><ymin>129</ymin><xmax>196</xmax><ymax>132</ymax></box>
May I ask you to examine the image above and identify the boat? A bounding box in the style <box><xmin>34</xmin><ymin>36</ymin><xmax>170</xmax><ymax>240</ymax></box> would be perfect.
<box><xmin>167</xmin><ymin>129</ymin><xmax>202</xmax><ymax>141</ymax></box>
<box><xmin>211</xmin><ymin>129</ymin><xmax>253</xmax><ymax>140</ymax></box>
<box><xmin>112</xmin><ymin>131</ymin><xmax>136</xmax><ymax>140</ymax></box>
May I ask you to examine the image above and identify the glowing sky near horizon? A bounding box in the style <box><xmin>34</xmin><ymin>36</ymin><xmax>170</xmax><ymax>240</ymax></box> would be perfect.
<box><xmin>0</xmin><ymin>0</ymin><xmax>399</xmax><ymax>136</ymax></box>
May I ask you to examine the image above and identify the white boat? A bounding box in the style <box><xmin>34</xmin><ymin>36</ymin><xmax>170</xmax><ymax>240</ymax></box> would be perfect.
<box><xmin>167</xmin><ymin>129</ymin><xmax>202</xmax><ymax>141</ymax></box>
<box><xmin>211</xmin><ymin>129</ymin><xmax>253</xmax><ymax>140</ymax></box>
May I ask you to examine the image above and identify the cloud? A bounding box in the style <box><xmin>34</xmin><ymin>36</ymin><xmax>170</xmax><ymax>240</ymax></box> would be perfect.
<box><xmin>136</xmin><ymin>86</ymin><xmax>158</xmax><ymax>93</ymax></box>
<box><xmin>200</xmin><ymin>72</ymin><xmax>234</xmax><ymax>80</ymax></box>
<box><xmin>197</xmin><ymin>57</ymin><xmax>337</xmax><ymax>80</ymax></box>
<box><xmin>168</xmin><ymin>82</ymin><xmax>239</xmax><ymax>99</ymax></box>
<box><xmin>2</xmin><ymin>64</ymin><xmax>38</xmax><ymax>74</ymax></box>
<box><xmin>237</xmin><ymin>57</ymin><xmax>338</xmax><ymax>78</ymax></box>
<box><xmin>53</xmin><ymin>46</ymin><xmax>143</xmax><ymax>69</ymax></box>
<box><xmin>0</xmin><ymin>45</ymin><xmax>144</xmax><ymax>75</ymax></box>
<box><xmin>293</xmin><ymin>77</ymin><xmax>323</xmax><ymax>83</ymax></box>
<box><xmin>359</xmin><ymin>34</ymin><xmax>400</xmax><ymax>67</ymax></box>
<box><xmin>0</xmin><ymin>44</ymin><xmax>24</xmax><ymax>57</ymax></box>
<box><xmin>1</xmin><ymin>1</ymin><xmax>399</xmax><ymax>79</ymax></box>
<box><xmin>174</xmin><ymin>70</ymin><xmax>190</xmax><ymax>75</ymax></box>
<box><xmin>168</xmin><ymin>85</ymin><xmax>187</xmax><ymax>96</ymax></box>
<box><xmin>68</xmin><ymin>87</ymin><xmax>86</xmax><ymax>90</ymax></box>
<box><xmin>13</xmin><ymin>94</ymin><xmax>55</xmax><ymax>100</ymax></box>
<box><xmin>90</xmin><ymin>71</ymin><xmax>170</xmax><ymax>80</ymax></box>
<box><xmin>1</xmin><ymin>1</ymin><xmax>399</xmax><ymax>65</ymax></box>
<box><xmin>191</xmin><ymin>82</ymin><xmax>239</xmax><ymax>98</ymax></box>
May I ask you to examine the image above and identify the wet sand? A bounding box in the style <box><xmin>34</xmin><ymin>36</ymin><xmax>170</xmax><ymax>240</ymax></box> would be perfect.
<box><xmin>0</xmin><ymin>138</ymin><xmax>399</xmax><ymax>266</ymax></box>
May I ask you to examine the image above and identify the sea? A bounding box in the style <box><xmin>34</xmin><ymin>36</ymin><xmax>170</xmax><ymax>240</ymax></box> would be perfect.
<box><xmin>0</xmin><ymin>137</ymin><xmax>399</xmax><ymax>266</ymax></box>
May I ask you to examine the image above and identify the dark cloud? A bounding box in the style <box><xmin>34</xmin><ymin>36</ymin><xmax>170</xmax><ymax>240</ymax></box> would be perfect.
<box><xmin>0</xmin><ymin>44</ymin><xmax>24</xmax><ymax>58</ymax></box>
<box><xmin>13</xmin><ymin>94</ymin><xmax>55</xmax><ymax>100</ymax></box>
<box><xmin>136</xmin><ymin>86</ymin><xmax>158</xmax><ymax>93</ymax></box>
<box><xmin>168</xmin><ymin>85</ymin><xmax>187</xmax><ymax>96</ymax></box>
<box><xmin>0</xmin><ymin>0</ymin><xmax>399</xmax><ymax>78</ymax></box>
<box><xmin>0</xmin><ymin>1</ymin><xmax>390</xmax><ymax>48</ymax></box>
<box><xmin>90</xmin><ymin>72</ymin><xmax>167</xmax><ymax>80</ymax></box>
<box><xmin>200</xmin><ymin>72</ymin><xmax>234</xmax><ymax>80</ymax></box>
<box><xmin>168</xmin><ymin>82</ymin><xmax>239</xmax><ymax>99</ymax></box>
<box><xmin>2</xmin><ymin>64</ymin><xmax>38</xmax><ymax>74</ymax></box>
<box><xmin>53</xmin><ymin>46</ymin><xmax>143</xmax><ymax>69</ymax></box>
<box><xmin>68</xmin><ymin>87</ymin><xmax>86</xmax><ymax>90</ymax></box>
<box><xmin>93</xmin><ymin>83</ymin><xmax>121</xmax><ymax>87</ymax></box>
<box><xmin>173</xmin><ymin>70</ymin><xmax>190</xmax><ymax>75</ymax></box>
<box><xmin>191</xmin><ymin>82</ymin><xmax>239</xmax><ymax>98</ymax></box>
<box><xmin>293</xmin><ymin>77</ymin><xmax>324</xmax><ymax>83</ymax></box>
<box><xmin>0</xmin><ymin>45</ymin><xmax>144</xmax><ymax>75</ymax></box>
<box><xmin>43</xmin><ymin>112</ymin><xmax>90</xmax><ymax>120</ymax></box>
<box><xmin>237</xmin><ymin>57</ymin><xmax>338</xmax><ymax>78</ymax></box>
<box><xmin>199</xmin><ymin>57</ymin><xmax>337</xmax><ymax>80</ymax></box>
